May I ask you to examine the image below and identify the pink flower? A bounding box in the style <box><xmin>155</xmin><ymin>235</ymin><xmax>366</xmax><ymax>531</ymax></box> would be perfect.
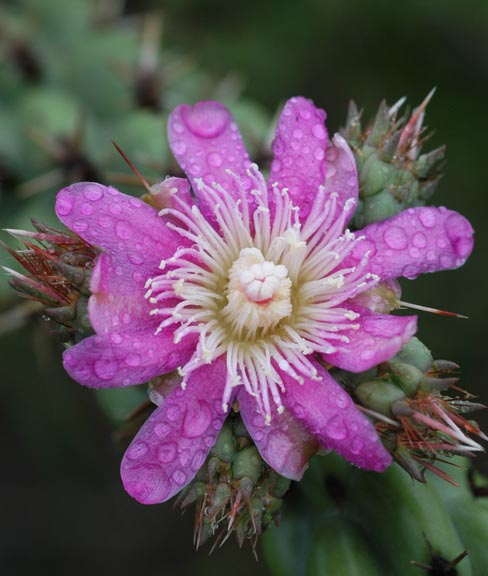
<box><xmin>55</xmin><ymin>97</ymin><xmax>474</xmax><ymax>504</ymax></box>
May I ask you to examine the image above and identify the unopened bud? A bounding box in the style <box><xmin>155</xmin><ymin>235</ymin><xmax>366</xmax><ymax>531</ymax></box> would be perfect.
<box><xmin>233</xmin><ymin>446</ymin><xmax>262</xmax><ymax>484</ymax></box>
<box><xmin>355</xmin><ymin>379</ymin><xmax>405</xmax><ymax>416</ymax></box>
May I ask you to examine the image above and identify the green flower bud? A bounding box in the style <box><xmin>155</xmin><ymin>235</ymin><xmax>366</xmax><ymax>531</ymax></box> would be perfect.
<box><xmin>395</xmin><ymin>337</ymin><xmax>433</xmax><ymax>372</ymax></box>
<box><xmin>210</xmin><ymin>422</ymin><xmax>236</xmax><ymax>463</ymax></box>
<box><xmin>233</xmin><ymin>446</ymin><xmax>262</xmax><ymax>484</ymax></box>
<box><xmin>355</xmin><ymin>379</ymin><xmax>405</xmax><ymax>416</ymax></box>
<box><xmin>360</xmin><ymin>155</ymin><xmax>395</xmax><ymax>197</ymax></box>
<box><xmin>389</xmin><ymin>361</ymin><xmax>424</xmax><ymax>395</ymax></box>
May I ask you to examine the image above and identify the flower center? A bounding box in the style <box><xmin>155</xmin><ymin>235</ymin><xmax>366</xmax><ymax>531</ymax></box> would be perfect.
<box><xmin>146</xmin><ymin>165</ymin><xmax>377</xmax><ymax>420</ymax></box>
<box><xmin>223</xmin><ymin>247</ymin><xmax>292</xmax><ymax>339</ymax></box>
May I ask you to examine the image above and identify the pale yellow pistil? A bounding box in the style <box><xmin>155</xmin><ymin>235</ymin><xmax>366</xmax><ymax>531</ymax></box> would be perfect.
<box><xmin>222</xmin><ymin>247</ymin><xmax>292</xmax><ymax>340</ymax></box>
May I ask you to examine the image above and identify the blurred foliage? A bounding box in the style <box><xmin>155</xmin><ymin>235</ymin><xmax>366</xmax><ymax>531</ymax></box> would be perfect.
<box><xmin>1</xmin><ymin>0</ymin><xmax>488</xmax><ymax>574</ymax></box>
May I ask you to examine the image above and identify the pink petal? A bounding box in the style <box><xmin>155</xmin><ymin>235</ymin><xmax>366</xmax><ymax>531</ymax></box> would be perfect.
<box><xmin>238</xmin><ymin>389</ymin><xmax>318</xmax><ymax>481</ymax></box>
<box><xmin>121</xmin><ymin>358</ymin><xmax>229</xmax><ymax>504</ymax></box>
<box><xmin>350</xmin><ymin>207</ymin><xmax>474</xmax><ymax>280</ymax></box>
<box><xmin>268</xmin><ymin>96</ymin><xmax>328</xmax><ymax>219</ymax></box>
<box><xmin>62</xmin><ymin>329</ymin><xmax>197</xmax><ymax>388</ymax></box>
<box><xmin>88</xmin><ymin>253</ymin><xmax>158</xmax><ymax>334</ymax></box>
<box><xmin>321</xmin><ymin>306</ymin><xmax>417</xmax><ymax>372</ymax></box>
<box><xmin>321</xmin><ymin>133</ymin><xmax>358</xmax><ymax>225</ymax></box>
<box><xmin>56</xmin><ymin>183</ymin><xmax>184</xmax><ymax>333</ymax></box>
<box><xmin>167</xmin><ymin>101</ymin><xmax>252</xmax><ymax>203</ymax></box>
<box><xmin>281</xmin><ymin>361</ymin><xmax>392</xmax><ymax>472</ymax></box>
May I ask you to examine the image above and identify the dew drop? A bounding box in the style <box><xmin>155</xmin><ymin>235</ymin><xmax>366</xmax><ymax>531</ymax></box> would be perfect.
<box><xmin>314</xmin><ymin>147</ymin><xmax>325</xmax><ymax>161</ymax></box>
<box><xmin>81</xmin><ymin>203</ymin><xmax>94</xmax><ymax>216</ymax></box>
<box><xmin>181</xmin><ymin>101</ymin><xmax>230</xmax><ymax>138</ymax></box>
<box><xmin>94</xmin><ymin>358</ymin><xmax>118</xmax><ymax>381</ymax></box>
<box><xmin>293</xmin><ymin>128</ymin><xmax>303</xmax><ymax>139</ymax></box>
<box><xmin>127</xmin><ymin>440</ymin><xmax>148</xmax><ymax>460</ymax></box>
<box><xmin>98</xmin><ymin>215</ymin><xmax>112</xmax><ymax>228</ymax></box>
<box><xmin>172</xmin><ymin>469</ymin><xmax>188</xmax><ymax>486</ymax></box>
<box><xmin>383</xmin><ymin>226</ymin><xmax>408</xmax><ymax>250</ymax></box>
<box><xmin>419</xmin><ymin>208</ymin><xmax>437</xmax><ymax>229</ymax></box>
<box><xmin>207</xmin><ymin>152</ymin><xmax>223</xmax><ymax>167</ymax></box>
<box><xmin>351</xmin><ymin>437</ymin><xmax>364</xmax><ymax>455</ymax></box>
<box><xmin>412</xmin><ymin>231</ymin><xmax>427</xmax><ymax>248</ymax></box>
<box><xmin>115</xmin><ymin>221</ymin><xmax>132</xmax><ymax>240</ymax></box>
<box><xmin>157</xmin><ymin>442</ymin><xmax>177</xmax><ymax>463</ymax></box>
<box><xmin>166</xmin><ymin>404</ymin><xmax>182</xmax><ymax>422</ymax></box>
<box><xmin>109</xmin><ymin>203</ymin><xmax>122</xmax><ymax>215</ymax></box>
<box><xmin>110</xmin><ymin>333</ymin><xmax>122</xmax><ymax>344</ymax></box>
<box><xmin>57</xmin><ymin>196</ymin><xmax>73</xmax><ymax>216</ymax></box>
<box><xmin>182</xmin><ymin>400</ymin><xmax>211</xmax><ymax>438</ymax></box>
<box><xmin>154</xmin><ymin>422</ymin><xmax>171</xmax><ymax>438</ymax></box>
<box><xmin>125</xmin><ymin>353</ymin><xmax>141</xmax><ymax>367</ymax></box>
<box><xmin>73</xmin><ymin>219</ymin><xmax>88</xmax><ymax>233</ymax></box>
<box><xmin>83</xmin><ymin>184</ymin><xmax>103</xmax><ymax>201</ymax></box>
<box><xmin>179</xmin><ymin>450</ymin><xmax>191</xmax><ymax>467</ymax></box>
<box><xmin>173</xmin><ymin>141</ymin><xmax>187</xmax><ymax>155</ymax></box>
<box><xmin>191</xmin><ymin>449</ymin><xmax>207</xmax><ymax>472</ymax></box>
<box><xmin>326</xmin><ymin>414</ymin><xmax>347</xmax><ymax>440</ymax></box>
<box><xmin>409</xmin><ymin>247</ymin><xmax>421</xmax><ymax>258</ymax></box>
<box><xmin>312</xmin><ymin>124</ymin><xmax>327</xmax><ymax>140</ymax></box>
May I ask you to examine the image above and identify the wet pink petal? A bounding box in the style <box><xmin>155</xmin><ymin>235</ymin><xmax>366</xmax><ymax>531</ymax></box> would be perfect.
<box><xmin>63</xmin><ymin>329</ymin><xmax>197</xmax><ymax>388</ymax></box>
<box><xmin>88</xmin><ymin>253</ymin><xmax>158</xmax><ymax>334</ymax></box>
<box><xmin>321</xmin><ymin>306</ymin><xmax>417</xmax><ymax>372</ymax></box>
<box><xmin>281</xmin><ymin>361</ymin><xmax>392</xmax><ymax>472</ymax></box>
<box><xmin>168</xmin><ymin>101</ymin><xmax>252</xmax><ymax>205</ymax></box>
<box><xmin>56</xmin><ymin>183</ymin><xmax>181</xmax><ymax>271</ymax></box>
<box><xmin>350</xmin><ymin>207</ymin><xmax>474</xmax><ymax>280</ymax></box>
<box><xmin>238</xmin><ymin>389</ymin><xmax>318</xmax><ymax>481</ymax></box>
<box><xmin>56</xmin><ymin>182</ymin><xmax>185</xmax><ymax>333</ymax></box>
<box><xmin>322</xmin><ymin>133</ymin><xmax>358</xmax><ymax>225</ymax></box>
<box><xmin>121</xmin><ymin>358</ymin><xmax>229</xmax><ymax>504</ymax></box>
<box><xmin>268</xmin><ymin>96</ymin><xmax>328</xmax><ymax>219</ymax></box>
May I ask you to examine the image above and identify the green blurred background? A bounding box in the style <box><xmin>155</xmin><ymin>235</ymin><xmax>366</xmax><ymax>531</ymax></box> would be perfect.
<box><xmin>1</xmin><ymin>0</ymin><xmax>487</xmax><ymax>573</ymax></box>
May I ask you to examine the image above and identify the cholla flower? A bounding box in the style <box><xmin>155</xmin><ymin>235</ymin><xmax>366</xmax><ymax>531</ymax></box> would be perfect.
<box><xmin>55</xmin><ymin>97</ymin><xmax>473</xmax><ymax>504</ymax></box>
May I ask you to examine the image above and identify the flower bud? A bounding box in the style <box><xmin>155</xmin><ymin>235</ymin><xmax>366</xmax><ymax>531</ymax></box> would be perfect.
<box><xmin>355</xmin><ymin>379</ymin><xmax>405</xmax><ymax>416</ymax></box>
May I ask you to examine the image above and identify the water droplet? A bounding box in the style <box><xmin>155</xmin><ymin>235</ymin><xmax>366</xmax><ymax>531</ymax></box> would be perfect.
<box><xmin>299</xmin><ymin>107</ymin><xmax>312</xmax><ymax>120</ymax></box>
<box><xmin>409</xmin><ymin>247</ymin><xmax>421</xmax><ymax>258</ymax></box>
<box><xmin>173</xmin><ymin>141</ymin><xmax>187</xmax><ymax>155</ymax></box>
<box><xmin>293</xmin><ymin>128</ymin><xmax>303</xmax><ymax>139</ymax></box>
<box><xmin>403</xmin><ymin>265</ymin><xmax>419</xmax><ymax>279</ymax></box>
<box><xmin>361</xmin><ymin>349</ymin><xmax>375</xmax><ymax>361</ymax></box>
<box><xmin>127</xmin><ymin>440</ymin><xmax>148</xmax><ymax>460</ymax></box>
<box><xmin>57</xmin><ymin>196</ymin><xmax>73</xmax><ymax>216</ymax></box>
<box><xmin>157</xmin><ymin>442</ymin><xmax>177</xmax><ymax>463</ymax></box>
<box><xmin>110</xmin><ymin>333</ymin><xmax>122</xmax><ymax>344</ymax></box>
<box><xmin>128</xmin><ymin>253</ymin><xmax>144</xmax><ymax>265</ymax></box>
<box><xmin>191</xmin><ymin>449</ymin><xmax>206</xmax><ymax>472</ymax></box>
<box><xmin>426</xmin><ymin>250</ymin><xmax>437</xmax><ymax>262</ymax></box>
<box><xmin>273</xmin><ymin>136</ymin><xmax>285</xmax><ymax>155</ymax></box>
<box><xmin>351</xmin><ymin>437</ymin><xmax>363</xmax><ymax>455</ymax></box>
<box><xmin>312</xmin><ymin>124</ymin><xmax>327</xmax><ymax>140</ymax></box>
<box><xmin>419</xmin><ymin>208</ymin><xmax>437</xmax><ymax>229</ymax></box>
<box><xmin>440</xmin><ymin>254</ymin><xmax>453</xmax><ymax>268</ymax></box>
<box><xmin>182</xmin><ymin>400</ymin><xmax>211</xmax><ymax>438</ymax></box>
<box><xmin>109</xmin><ymin>203</ymin><xmax>121</xmax><ymax>215</ymax></box>
<box><xmin>179</xmin><ymin>450</ymin><xmax>191</xmax><ymax>467</ymax></box>
<box><xmin>173</xmin><ymin>121</ymin><xmax>184</xmax><ymax>134</ymax></box>
<box><xmin>412</xmin><ymin>231</ymin><xmax>427</xmax><ymax>248</ymax></box>
<box><xmin>436</xmin><ymin>238</ymin><xmax>447</xmax><ymax>249</ymax></box>
<box><xmin>271</xmin><ymin>158</ymin><xmax>282</xmax><ymax>173</ymax></box>
<box><xmin>383</xmin><ymin>226</ymin><xmax>408</xmax><ymax>250</ymax></box>
<box><xmin>115</xmin><ymin>221</ymin><xmax>132</xmax><ymax>240</ymax></box>
<box><xmin>129</xmin><ymin>197</ymin><xmax>142</xmax><ymax>208</ymax></box>
<box><xmin>326</xmin><ymin>414</ymin><xmax>347</xmax><ymax>440</ymax></box>
<box><xmin>207</xmin><ymin>152</ymin><xmax>223</xmax><ymax>167</ymax></box>
<box><xmin>81</xmin><ymin>203</ymin><xmax>93</xmax><ymax>216</ymax></box>
<box><xmin>181</xmin><ymin>102</ymin><xmax>230</xmax><ymax>138</ymax></box>
<box><xmin>73</xmin><ymin>220</ymin><xmax>88</xmax><ymax>233</ymax></box>
<box><xmin>166</xmin><ymin>404</ymin><xmax>182</xmax><ymax>423</ymax></box>
<box><xmin>94</xmin><ymin>358</ymin><xmax>118</xmax><ymax>381</ymax></box>
<box><xmin>314</xmin><ymin>147</ymin><xmax>325</xmax><ymax>161</ymax></box>
<box><xmin>172</xmin><ymin>469</ymin><xmax>188</xmax><ymax>486</ymax></box>
<box><xmin>125</xmin><ymin>353</ymin><xmax>141</xmax><ymax>367</ymax></box>
<box><xmin>253</xmin><ymin>430</ymin><xmax>264</xmax><ymax>442</ymax></box>
<box><xmin>98</xmin><ymin>215</ymin><xmax>112</xmax><ymax>228</ymax></box>
<box><xmin>83</xmin><ymin>184</ymin><xmax>103</xmax><ymax>201</ymax></box>
<box><xmin>154</xmin><ymin>422</ymin><xmax>171</xmax><ymax>438</ymax></box>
